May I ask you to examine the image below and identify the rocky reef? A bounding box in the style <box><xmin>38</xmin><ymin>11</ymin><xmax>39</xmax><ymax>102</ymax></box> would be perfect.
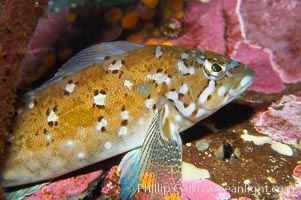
<box><xmin>1</xmin><ymin>0</ymin><xmax>301</xmax><ymax>199</ymax></box>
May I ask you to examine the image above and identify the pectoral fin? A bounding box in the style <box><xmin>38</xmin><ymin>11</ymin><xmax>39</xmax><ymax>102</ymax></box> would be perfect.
<box><xmin>119</xmin><ymin>105</ymin><xmax>183</xmax><ymax>200</ymax></box>
<box><xmin>4</xmin><ymin>182</ymin><xmax>49</xmax><ymax>200</ymax></box>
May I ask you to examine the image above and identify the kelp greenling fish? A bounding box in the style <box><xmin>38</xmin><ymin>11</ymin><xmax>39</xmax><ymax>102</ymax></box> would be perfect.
<box><xmin>1</xmin><ymin>41</ymin><xmax>255</xmax><ymax>199</ymax></box>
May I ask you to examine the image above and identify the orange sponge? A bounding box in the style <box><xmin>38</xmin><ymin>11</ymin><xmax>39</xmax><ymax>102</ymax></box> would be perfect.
<box><xmin>167</xmin><ymin>0</ymin><xmax>183</xmax><ymax>11</ymax></box>
<box><xmin>105</xmin><ymin>7</ymin><xmax>123</xmax><ymax>23</ymax></box>
<box><xmin>142</xmin><ymin>0</ymin><xmax>159</xmax><ymax>9</ymax></box>
<box><xmin>121</xmin><ymin>12</ymin><xmax>139</xmax><ymax>30</ymax></box>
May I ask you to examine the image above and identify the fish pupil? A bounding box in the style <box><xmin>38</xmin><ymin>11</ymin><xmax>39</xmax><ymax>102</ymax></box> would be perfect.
<box><xmin>212</xmin><ymin>64</ymin><xmax>222</xmax><ymax>72</ymax></box>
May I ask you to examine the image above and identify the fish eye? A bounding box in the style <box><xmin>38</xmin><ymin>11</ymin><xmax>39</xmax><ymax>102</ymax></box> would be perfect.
<box><xmin>203</xmin><ymin>60</ymin><xmax>227</xmax><ymax>80</ymax></box>
<box><xmin>211</xmin><ymin>63</ymin><xmax>222</xmax><ymax>73</ymax></box>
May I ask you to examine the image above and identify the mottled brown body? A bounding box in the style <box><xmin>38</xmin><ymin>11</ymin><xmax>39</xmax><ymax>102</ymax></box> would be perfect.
<box><xmin>2</xmin><ymin>43</ymin><xmax>255</xmax><ymax>188</ymax></box>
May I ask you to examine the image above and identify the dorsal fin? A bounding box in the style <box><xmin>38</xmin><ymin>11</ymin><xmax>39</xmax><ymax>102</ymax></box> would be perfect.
<box><xmin>47</xmin><ymin>41</ymin><xmax>144</xmax><ymax>84</ymax></box>
<box><xmin>25</xmin><ymin>41</ymin><xmax>143</xmax><ymax>96</ymax></box>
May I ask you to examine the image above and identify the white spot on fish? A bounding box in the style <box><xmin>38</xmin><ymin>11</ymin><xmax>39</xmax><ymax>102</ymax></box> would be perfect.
<box><xmin>28</xmin><ymin>101</ymin><xmax>35</xmax><ymax>109</ymax></box>
<box><xmin>66</xmin><ymin>140</ymin><xmax>76</xmax><ymax>147</ymax></box>
<box><xmin>147</xmin><ymin>72</ymin><xmax>171</xmax><ymax>85</ymax></box>
<box><xmin>196</xmin><ymin>58</ymin><xmax>204</xmax><ymax>65</ymax></box>
<box><xmin>47</xmin><ymin>110</ymin><xmax>58</xmax><ymax>123</ymax></box>
<box><xmin>195</xmin><ymin>108</ymin><xmax>207</xmax><ymax>118</ymax></box>
<box><xmin>229</xmin><ymin>88</ymin><xmax>239</xmax><ymax>96</ymax></box>
<box><xmin>118</xmin><ymin>126</ymin><xmax>128</xmax><ymax>137</ymax></box>
<box><xmin>176</xmin><ymin>60</ymin><xmax>195</xmax><ymax>75</ymax></box>
<box><xmin>45</xmin><ymin>134</ymin><xmax>51</xmax><ymax>143</ymax></box>
<box><xmin>198</xmin><ymin>80</ymin><xmax>216</xmax><ymax>104</ymax></box>
<box><xmin>181</xmin><ymin>52</ymin><xmax>189</xmax><ymax>59</ymax></box>
<box><xmin>166</xmin><ymin>91</ymin><xmax>178</xmax><ymax>102</ymax></box>
<box><xmin>175</xmin><ymin>102</ymin><xmax>196</xmax><ymax>117</ymax></box>
<box><xmin>77</xmin><ymin>152</ymin><xmax>85</xmax><ymax>160</ymax></box>
<box><xmin>54</xmin><ymin>160</ymin><xmax>63</xmax><ymax>167</ymax></box>
<box><xmin>226</xmin><ymin>71</ymin><xmax>233</xmax><ymax>78</ymax></box>
<box><xmin>190</xmin><ymin>50</ymin><xmax>197</xmax><ymax>56</ymax></box>
<box><xmin>108</xmin><ymin>60</ymin><xmax>124</xmax><ymax>71</ymax></box>
<box><xmin>166</xmin><ymin>87</ymin><xmax>195</xmax><ymax>117</ymax></box>
<box><xmin>104</xmin><ymin>142</ymin><xmax>112</xmax><ymax>149</ymax></box>
<box><xmin>155</xmin><ymin>46</ymin><xmax>163</xmax><ymax>58</ymax></box>
<box><xmin>174</xmin><ymin>114</ymin><xmax>183</xmax><ymax>122</ymax></box>
<box><xmin>179</xmin><ymin>83</ymin><xmax>189</xmax><ymax>95</ymax></box>
<box><xmin>217</xmin><ymin>85</ymin><xmax>227</xmax><ymax>97</ymax></box>
<box><xmin>93</xmin><ymin>93</ymin><xmax>106</xmax><ymax>107</ymax></box>
<box><xmin>65</xmin><ymin>83</ymin><xmax>76</xmax><ymax>94</ymax></box>
<box><xmin>78</xmin><ymin>127</ymin><xmax>86</xmax><ymax>136</ymax></box>
<box><xmin>28</xmin><ymin>161</ymin><xmax>40</xmax><ymax>171</ymax></box>
<box><xmin>145</xmin><ymin>98</ymin><xmax>155</xmax><ymax>110</ymax></box>
<box><xmin>124</xmin><ymin>80</ymin><xmax>133</xmax><ymax>89</ymax></box>
<box><xmin>240</xmin><ymin>75</ymin><xmax>253</xmax><ymax>88</ymax></box>
<box><xmin>96</xmin><ymin>118</ymin><xmax>108</xmax><ymax>131</ymax></box>
<box><xmin>121</xmin><ymin>110</ymin><xmax>130</xmax><ymax>121</ymax></box>
<box><xmin>138</xmin><ymin>117</ymin><xmax>144</xmax><ymax>126</ymax></box>
<box><xmin>228</xmin><ymin>60</ymin><xmax>239</xmax><ymax>68</ymax></box>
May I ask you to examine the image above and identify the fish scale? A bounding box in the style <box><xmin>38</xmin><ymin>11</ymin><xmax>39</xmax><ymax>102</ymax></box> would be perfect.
<box><xmin>2</xmin><ymin>42</ymin><xmax>255</xmax><ymax>199</ymax></box>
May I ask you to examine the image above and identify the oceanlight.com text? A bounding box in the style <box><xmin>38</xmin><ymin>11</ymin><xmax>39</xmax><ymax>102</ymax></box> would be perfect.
<box><xmin>137</xmin><ymin>183</ymin><xmax>296</xmax><ymax>195</ymax></box>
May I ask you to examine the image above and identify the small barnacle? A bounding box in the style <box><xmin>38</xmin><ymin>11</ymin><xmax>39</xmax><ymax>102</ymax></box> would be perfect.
<box><xmin>196</xmin><ymin>140</ymin><xmax>210</xmax><ymax>151</ymax></box>
<box><xmin>159</xmin><ymin>18</ymin><xmax>183</xmax><ymax>39</ymax></box>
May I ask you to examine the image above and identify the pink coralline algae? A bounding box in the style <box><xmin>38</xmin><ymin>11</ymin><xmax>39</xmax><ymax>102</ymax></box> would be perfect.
<box><xmin>19</xmin><ymin>8</ymin><xmax>122</xmax><ymax>89</ymax></box>
<box><xmin>134</xmin><ymin>179</ymin><xmax>231</xmax><ymax>199</ymax></box>
<box><xmin>172</xmin><ymin>0</ymin><xmax>301</xmax><ymax>94</ymax></box>
<box><xmin>294</xmin><ymin>165</ymin><xmax>301</xmax><ymax>181</ymax></box>
<box><xmin>181</xmin><ymin>179</ymin><xmax>230</xmax><ymax>200</ymax></box>
<box><xmin>238</xmin><ymin>198</ymin><xmax>252</xmax><ymax>200</ymax></box>
<box><xmin>232</xmin><ymin>42</ymin><xmax>285</xmax><ymax>93</ymax></box>
<box><xmin>239</xmin><ymin>0</ymin><xmax>301</xmax><ymax>84</ymax></box>
<box><xmin>19</xmin><ymin>0</ymin><xmax>301</xmax><ymax>93</ymax></box>
<box><xmin>172</xmin><ymin>0</ymin><xmax>226</xmax><ymax>53</ymax></box>
<box><xmin>101</xmin><ymin>165</ymin><xmax>230</xmax><ymax>199</ymax></box>
<box><xmin>24</xmin><ymin>170</ymin><xmax>103</xmax><ymax>200</ymax></box>
<box><xmin>101</xmin><ymin>166</ymin><xmax>120</xmax><ymax>199</ymax></box>
<box><xmin>19</xmin><ymin>10</ymin><xmax>70</xmax><ymax>88</ymax></box>
<box><xmin>252</xmin><ymin>94</ymin><xmax>301</xmax><ymax>146</ymax></box>
<box><xmin>279</xmin><ymin>165</ymin><xmax>301</xmax><ymax>200</ymax></box>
